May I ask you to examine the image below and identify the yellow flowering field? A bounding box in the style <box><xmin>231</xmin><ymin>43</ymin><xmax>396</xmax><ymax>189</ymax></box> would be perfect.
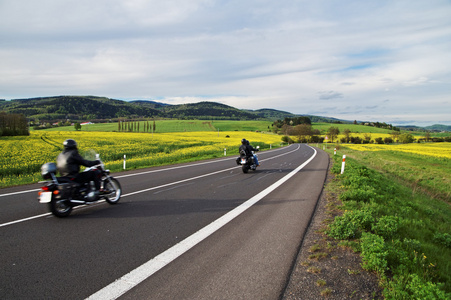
<box><xmin>0</xmin><ymin>131</ymin><xmax>282</xmax><ymax>188</ymax></box>
<box><xmin>343</xmin><ymin>143</ymin><xmax>451</xmax><ymax>159</ymax></box>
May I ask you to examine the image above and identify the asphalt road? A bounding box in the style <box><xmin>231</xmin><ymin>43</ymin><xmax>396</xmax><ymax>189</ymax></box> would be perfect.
<box><xmin>0</xmin><ymin>144</ymin><xmax>329</xmax><ymax>299</ymax></box>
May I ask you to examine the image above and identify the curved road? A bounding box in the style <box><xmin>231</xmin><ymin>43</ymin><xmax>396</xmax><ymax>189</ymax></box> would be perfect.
<box><xmin>0</xmin><ymin>144</ymin><xmax>329</xmax><ymax>299</ymax></box>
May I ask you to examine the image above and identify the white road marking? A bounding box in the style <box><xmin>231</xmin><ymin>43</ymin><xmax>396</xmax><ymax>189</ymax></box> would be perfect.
<box><xmin>86</xmin><ymin>145</ymin><xmax>317</xmax><ymax>300</ymax></box>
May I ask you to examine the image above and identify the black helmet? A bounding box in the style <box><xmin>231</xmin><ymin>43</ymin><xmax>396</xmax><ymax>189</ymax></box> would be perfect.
<box><xmin>63</xmin><ymin>139</ymin><xmax>77</xmax><ymax>150</ymax></box>
<box><xmin>241</xmin><ymin>138</ymin><xmax>247</xmax><ymax>144</ymax></box>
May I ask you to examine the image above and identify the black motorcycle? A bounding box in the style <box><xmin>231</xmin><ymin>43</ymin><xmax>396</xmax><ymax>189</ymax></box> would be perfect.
<box><xmin>236</xmin><ymin>146</ymin><xmax>259</xmax><ymax>173</ymax></box>
<box><xmin>38</xmin><ymin>154</ymin><xmax>121</xmax><ymax>217</ymax></box>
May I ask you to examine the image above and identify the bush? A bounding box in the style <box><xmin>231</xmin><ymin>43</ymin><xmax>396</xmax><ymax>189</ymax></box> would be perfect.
<box><xmin>328</xmin><ymin>207</ymin><xmax>374</xmax><ymax>239</ymax></box>
<box><xmin>385</xmin><ymin>273</ymin><xmax>449</xmax><ymax>299</ymax></box>
<box><xmin>372</xmin><ymin>215</ymin><xmax>399</xmax><ymax>239</ymax></box>
<box><xmin>360</xmin><ymin>232</ymin><xmax>388</xmax><ymax>274</ymax></box>
<box><xmin>433</xmin><ymin>233</ymin><xmax>451</xmax><ymax>248</ymax></box>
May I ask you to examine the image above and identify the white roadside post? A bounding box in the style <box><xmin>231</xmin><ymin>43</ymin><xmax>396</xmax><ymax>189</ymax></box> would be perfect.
<box><xmin>123</xmin><ymin>155</ymin><xmax>126</xmax><ymax>170</ymax></box>
<box><xmin>224</xmin><ymin>148</ymin><xmax>227</xmax><ymax>156</ymax></box>
<box><xmin>341</xmin><ymin>155</ymin><xmax>346</xmax><ymax>174</ymax></box>
<box><xmin>334</xmin><ymin>148</ymin><xmax>337</xmax><ymax>155</ymax></box>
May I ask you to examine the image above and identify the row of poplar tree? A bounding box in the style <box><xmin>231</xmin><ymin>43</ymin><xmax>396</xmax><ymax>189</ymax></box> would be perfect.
<box><xmin>117</xmin><ymin>120</ymin><xmax>156</xmax><ymax>132</ymax></box>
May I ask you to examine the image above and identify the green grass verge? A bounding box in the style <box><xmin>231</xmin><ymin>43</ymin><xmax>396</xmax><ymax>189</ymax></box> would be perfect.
<box><xmin>324</xmin><ymin>148</ymin><xmax>451</xmax><ymax>298</ymax></box>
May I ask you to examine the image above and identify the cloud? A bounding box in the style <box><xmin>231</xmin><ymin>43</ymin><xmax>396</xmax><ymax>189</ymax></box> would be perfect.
<box><xmin>319</xmin><ymin>91</ymin><xmax>344</xmax><ymax>100</ymax></box>
<box><xmin>0</xmin><ymin>0</ymin><xmax>450</xmax><ymax>125</ymax></box>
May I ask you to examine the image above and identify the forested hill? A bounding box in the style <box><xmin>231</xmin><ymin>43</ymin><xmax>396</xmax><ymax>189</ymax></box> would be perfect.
<box><xmin>0</xmin><ymin>96</ymin><xmax>161</xmax><ymax>121</ymax></box>
<box><xmin>159</xmin><ymin>101</ymin><xmax>258</xmax><ymax>120</ymax></box>
<box><xmin>0</xmin><ymin>95</ymin><xmax>361</xmax><ymax>124</ymax></box>
<box><xmin>0</xmin><ymin>96</ymin><xmax>260</xmax><ymax>121</ymax></box>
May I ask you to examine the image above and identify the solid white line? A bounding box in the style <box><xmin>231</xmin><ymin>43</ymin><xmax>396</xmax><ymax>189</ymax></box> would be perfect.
<box><xmin>0</xmin><ymin>145</ymin><xmax>300</xmax><ymax>228</ymax></box>
<box><xmin>86</xmin><ymin>145</ymin><xmax>317</xmax><ymax>300</ymax></box>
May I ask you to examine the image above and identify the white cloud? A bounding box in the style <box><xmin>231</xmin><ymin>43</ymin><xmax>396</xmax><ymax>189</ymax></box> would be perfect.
<box><xmin>0</xmin><ymin>0</ymin><xmax>450</xmax><ymax>125</ymax></box>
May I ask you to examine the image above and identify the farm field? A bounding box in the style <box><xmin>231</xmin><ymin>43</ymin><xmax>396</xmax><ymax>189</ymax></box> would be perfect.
<box><xmin>0</xmin><ymin>130</ymin><xmax>283</xmax><ymax>188</ymax></box>
<box><xmin>324</xmin><ymin>143</ymin><xmax>451</xmax><ymax>297</ymax></box>
<box><xmin>42</xmin><ymin>120</ymin><xmax>274</xmax><ymax>133</ymax></box>
<box><xmin>334</xmin><ymin>142</ymin><xmax>451</xmax><ymax>201</ymax></box>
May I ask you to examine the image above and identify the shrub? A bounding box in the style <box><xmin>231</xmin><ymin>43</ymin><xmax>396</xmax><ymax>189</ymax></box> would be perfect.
<box><xmin>328</xmin><ymin>207</ymin><xmax>374</xmax><ymax>239</ymax></box>
<box><xmin>372</xmin><ymin>215</ymin><xmax>399</xmax><ymax>239</ymax></box>
<box><xmin>360</xmin><ymin>232</ymin><xmax>388</xmax><ymax>274</ymax></box>
<box><xmin>433</xmin><ymin>233</ymin><xmax>451</xmax><ymax>248</ymax></box>
<box><xmin>384</xmin><ymin>273</ymin><xmax>449</xmax><ymax>299</ymax></box>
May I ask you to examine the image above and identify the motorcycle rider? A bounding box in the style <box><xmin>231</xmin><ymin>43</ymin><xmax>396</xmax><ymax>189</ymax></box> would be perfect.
<box><xmin>246</xmin><ymin>139</ymin><xmax>260</xmax><ymax>166</ymax></box>
<box><xmin>238</xmin><ymin>138</ymin><xmax>259</xmax><ymax>166</ymax></box>
<box><xmin>56</xmin><ymin>139</ymin><xmax>102</xmax><ymax>194</ymax></box>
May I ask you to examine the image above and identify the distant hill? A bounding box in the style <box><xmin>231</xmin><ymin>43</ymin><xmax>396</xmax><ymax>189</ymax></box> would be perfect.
<box><xmin>160</xmin><ymin>101</ymin><xmax>259</xmax><ymax>120</ymax></box>
<box><xmin>249</xmin><ymin>108</ymin><xmax>297</xmax><ymax>120</ymax></box>
<box><xmin>425</xmin><ymin>124</ymin><xmax>451</xmax><ymax>132</ymax></box>
<box><xmin>129</xmin><ymin>100</ymin><xmax>170</xmax><ymax>109</ymax></box>
<box><xmin>0</xmin><ymin>96</ymin><xmax>259</xmax><ymax>121</ymax></box>
<box><xmin>399</xmin><ymin>124</ymin><xmax>451</xmax><ymax>132</ymax></box>
<box><xmin>1</xmin><ymin>96</ymin><xmax>448</xmax><ymax>130</ymax></box>
<box><xmin>0</xmin><ymin>96</ymin><xmax>162</xmax><ymax>121</ymax></box>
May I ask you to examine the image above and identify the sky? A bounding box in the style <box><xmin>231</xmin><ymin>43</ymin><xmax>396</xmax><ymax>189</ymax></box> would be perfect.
<box><xmin>1</xmin><ymin>0</ymin><xmax>450</xmax><ymax>126</ymax></box>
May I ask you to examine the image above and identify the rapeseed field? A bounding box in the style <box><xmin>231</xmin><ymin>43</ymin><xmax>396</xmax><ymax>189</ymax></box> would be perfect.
<box><xmin>0</xmin><ymin>131</ymin><xmax>282</xmax><ymax>188</ymax></box>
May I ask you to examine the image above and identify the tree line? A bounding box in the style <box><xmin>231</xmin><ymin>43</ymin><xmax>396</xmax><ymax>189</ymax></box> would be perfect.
<box><xmin>0</xmin><ymin>112</ymin><xmax>29</xmax><ymax>136</ymax></box>
<box><xmin>117</xmin><ymin>120</ymin><xmax>156</xmax><ymax>133</ymax></box>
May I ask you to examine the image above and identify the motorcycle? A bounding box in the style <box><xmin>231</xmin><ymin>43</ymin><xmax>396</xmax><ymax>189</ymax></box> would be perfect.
<box><xmin>38</xmin><ymin>154</ymin><xmax>122</xmax><ymax>217</ymax></box>
<box><xmin>237</xmin><ymin>146</ymin><xmax>259</xmax><ymax>173</ymax></box>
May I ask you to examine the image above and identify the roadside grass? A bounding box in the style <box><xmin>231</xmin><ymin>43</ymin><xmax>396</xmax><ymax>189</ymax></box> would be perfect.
<box><xmin>323</xmin><ymin>145</ymin><xmax>451</xmax><ymax>298</ymax></box>
<box><xmin>0</xmin><ymin>130</ymin><xmax>283</xmax><ymax>188</ymax></box>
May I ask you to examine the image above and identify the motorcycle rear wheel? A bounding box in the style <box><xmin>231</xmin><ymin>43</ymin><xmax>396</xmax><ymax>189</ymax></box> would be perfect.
<box><xmin>49</xmin><ymin>198</ymin><xmax>72</xmax><ymax>218</ymax></box>
<box><xmin>103</xmin><ymin>177</ymin><xmax>122</xmax><ymax>204</ymax></box>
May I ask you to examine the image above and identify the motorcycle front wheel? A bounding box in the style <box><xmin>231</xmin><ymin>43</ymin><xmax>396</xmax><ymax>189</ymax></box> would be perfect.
<box><xmin>242</xmin><ymin>165</ymin><xmax>250</xmax><ymax>173</ymax></box>
<box><xmin>49</xmin><ymin>198</ymin><xmax>72</xmax><ymax>218</ymax></box>
<box><xmin>103</xmin><ymin>177</ymin><xmax>122</xmax><ymax>204</ymax></box>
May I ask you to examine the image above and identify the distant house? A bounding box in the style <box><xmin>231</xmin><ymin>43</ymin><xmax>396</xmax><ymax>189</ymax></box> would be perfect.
<box><xmin>80</xmin><ymin>122</ymin><xmax>94</xmax><ymax>125</ymax></box>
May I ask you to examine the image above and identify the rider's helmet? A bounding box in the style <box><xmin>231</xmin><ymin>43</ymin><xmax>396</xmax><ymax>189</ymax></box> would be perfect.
<box><xmin>63</xmin><ymin>139</ymin><xmax>77</xmax><ymax>150</ymax></box>
<box><xmin>241</xmin><ymin>138</ymin><xmax>247</xmax><ymax>144</ymax></box>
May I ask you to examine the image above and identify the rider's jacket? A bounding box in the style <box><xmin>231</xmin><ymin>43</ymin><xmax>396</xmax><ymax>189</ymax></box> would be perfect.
<box><xmin>56</xmin><ymin>149</ymin><xmax>98</xmax><ymax>177</ymax></box>
<box><xmin>239</xmin><ymin>144</ymin><xmax>257</xmax><ymax>157</ymax></box>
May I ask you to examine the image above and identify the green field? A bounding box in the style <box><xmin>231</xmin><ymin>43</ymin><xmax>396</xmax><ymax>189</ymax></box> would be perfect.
<box><xmin>40</xmin><ymin>120</ymin><xmax>449</xmax><ymax>140</ymax></box>
<box><xmin>42</xmin><ymin>120</ymin><xmax>274</xmax><ymax>133</ymax></box>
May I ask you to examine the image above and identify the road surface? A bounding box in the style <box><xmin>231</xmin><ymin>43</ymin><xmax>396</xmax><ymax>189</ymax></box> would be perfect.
<box><xmin>0</xmin><ymin>144</ymin><xmax>329</xmax><ymax>299</ymax></box>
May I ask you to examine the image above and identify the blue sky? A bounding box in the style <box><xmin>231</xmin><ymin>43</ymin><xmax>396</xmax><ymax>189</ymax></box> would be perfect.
<box><xmin>1</xmin><ymin>0</ymin><xmax>450</xmax><ymax>126</ymax></box>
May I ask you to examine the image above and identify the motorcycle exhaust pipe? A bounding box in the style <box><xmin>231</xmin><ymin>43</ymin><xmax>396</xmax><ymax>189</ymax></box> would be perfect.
<box><xmin>70</xmin><ymin>200</ymin><xmax>86</xmax><ymax>204</ymax></box>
